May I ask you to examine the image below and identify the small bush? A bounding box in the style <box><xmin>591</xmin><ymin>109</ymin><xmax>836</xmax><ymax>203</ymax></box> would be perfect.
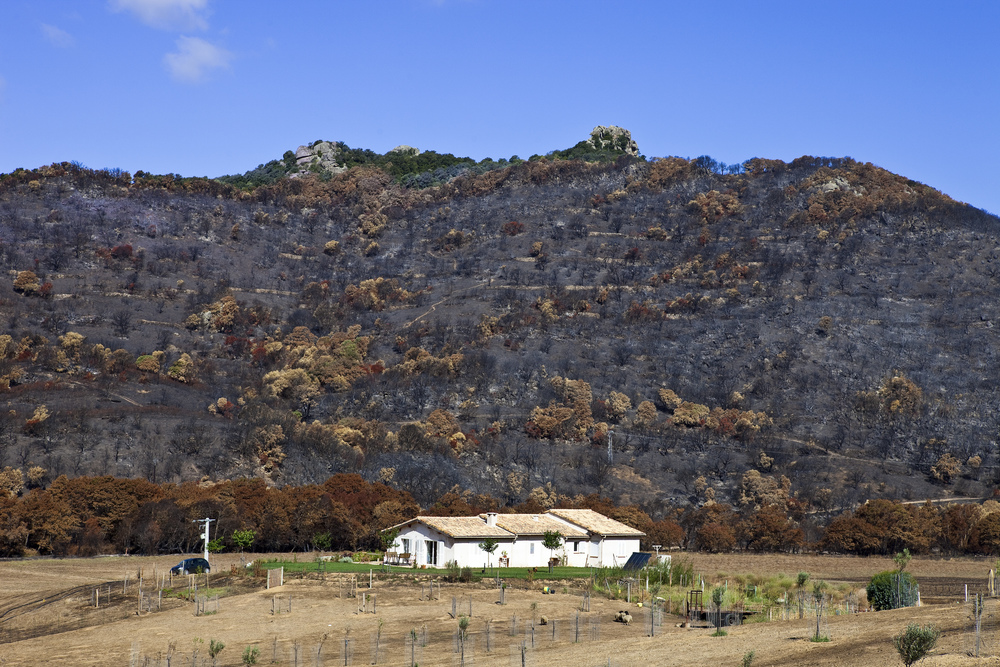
<box><xmin>867</xmin><ymin>571</ymin><xmax>918</xmax><ymax>611</ymax></box>
<box><xmin>242</xmin><ymin>645</ymin><xmax>260</xmax><ymax>666</ymax></box>
<box><xmin>893</xmin><ymin>623</ymin><xmax>939</xmax><ymax>666</ymax></box>
<box><xmin>209</xmin><ymin>639</ymin><xmax>225</xmax><ymax>659</ymax></box>
<box><xmin>12</xmin><ymin>270</ymin><xmax>40</xmax><ymax>294</ymax></box>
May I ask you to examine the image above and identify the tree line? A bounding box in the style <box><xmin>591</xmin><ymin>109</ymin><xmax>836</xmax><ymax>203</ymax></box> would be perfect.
<box><xmin>2</xmin><ymin>473</ymin><xmax>999</xmax><ymax>559</ymax></box>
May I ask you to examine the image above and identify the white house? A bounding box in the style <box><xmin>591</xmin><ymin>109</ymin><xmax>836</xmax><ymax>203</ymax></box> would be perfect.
<box><xmin>489</xmin><ymin>513</ymin><xmax>587</xmax><ymax>567</ymax></box>
<box><xmin>545</xmin><ymin>508</ymin><xmax>644</xmax><ymax>568</ymax></box>
<box><xmin>387</xmin><ymin>514</ymin><xmax>514</xmax><ymax>568</ymax></box>
<box><xmin>387</xmin><ymin>509</ymin><xmax>644</xmax><ymax>569</ymax></box>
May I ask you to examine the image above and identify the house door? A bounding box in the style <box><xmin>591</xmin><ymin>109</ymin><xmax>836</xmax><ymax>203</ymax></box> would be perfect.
<box><xmin>425</xmin><ymin>540</ymin><xmax>438</xmax><ymax>566</ymax></box>
<box><xmin>589</xmin><ymin>541</ymin><xmax>600</xmax><ymax>564</ymax></box>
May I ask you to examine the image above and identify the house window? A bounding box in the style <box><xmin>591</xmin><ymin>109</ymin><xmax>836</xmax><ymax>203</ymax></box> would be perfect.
<box><xmin>425</xmin><ymin>540</ymin><xmax>438</xmax><ymax>566</ymax></box>
<box><xmin>401</xmin><ymin>538</ymin><xmax>410</xmax><ymax>554</ymax></box>
<box><xmin>530</xmin><ymin>543</ymin><xmax>534</xmax><ymax>554</ymax></box>
<box><xmin>573</xmin><ymin>541</ymin><xmax>580</xmax><ymax>552</ymax></box>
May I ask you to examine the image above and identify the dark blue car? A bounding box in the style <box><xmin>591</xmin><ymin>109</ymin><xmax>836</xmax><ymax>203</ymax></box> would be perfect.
<box><xmin>170</xmin><ymin>557</ymin><xmax>211</xmax><ymax>575</ymax></box>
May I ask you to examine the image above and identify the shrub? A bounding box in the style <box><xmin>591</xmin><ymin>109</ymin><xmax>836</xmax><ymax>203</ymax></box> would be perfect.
<box><xmin>866</xmin><ymin>570</ymin><xmax>918</xmax><ymax>611</ymax></box>
<box><xmin>501</xmin><ymin>220</ymin><xmax>525</xmax><ymax>236</ymax></box>
<box><xmin>209</xmin><ymin>639</ymin><xmax>225</xmax><ymax>659</ymax></box>
<box><xmin>242</xmin><ymin>645</ymin><xmax>260</xmax><ymax>666</ymax></box>
<box><xmin>893</xmin><ymin>624</ymin><xmax>939</xmax><ymax>666</ymax></box>
<box><xmin>136</xmin><ymin>351</ymin><xmax>164</xmax><ymax>373</ymax></box>
<box><xmin>12</xmin><ymin>270</ymin><xmax>40</xmax><ymax>294</ymax></box>
<box><xmin>168</xmin><ymin>353</ymin><xmax>195</xmax><ymax>383</ymax></box>
<box><xmin>110</xmin><ymin>243</ymin><xmax>133</xmax><ymax>259</ymax></box>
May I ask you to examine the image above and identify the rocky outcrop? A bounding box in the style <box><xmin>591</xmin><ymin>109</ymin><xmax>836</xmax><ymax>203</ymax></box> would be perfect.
<box><xmin>292</xmin><ymin>141</ymin><xmax>347</xmax><ymax>177</ymax></box>
<box><xmin>587</xmin><ymin>126</ymin><xmax>639</xmax><ymax>156</ymax></box>
<box><xmin>389</xmin><ymin>145</ymin><xmax>421</xmax><ymax>156</ymax></box>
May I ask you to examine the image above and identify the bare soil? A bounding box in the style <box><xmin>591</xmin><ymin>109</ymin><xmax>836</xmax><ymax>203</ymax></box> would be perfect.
<box><xmin>0</xmin><ymin>553</ymin><xmax>994</xmax><ymax>666</ymax></box>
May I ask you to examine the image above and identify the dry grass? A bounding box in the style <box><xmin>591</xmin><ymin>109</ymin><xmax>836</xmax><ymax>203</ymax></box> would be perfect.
<box><xmin>0</xmin><ymin>552</ymin><xmax>993</xmax><ymax>666</ymax></box>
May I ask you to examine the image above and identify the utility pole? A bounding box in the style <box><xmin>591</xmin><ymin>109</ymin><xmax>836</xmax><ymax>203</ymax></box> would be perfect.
<box><xmin>193</xmin><ymin>517</ymin><xmax>214</xmax><ymax>562</ymax></box>
<box><xmin>607</xmin><ymin>430</ymin><xmax>614</xmax><ymax>464</ymax></box>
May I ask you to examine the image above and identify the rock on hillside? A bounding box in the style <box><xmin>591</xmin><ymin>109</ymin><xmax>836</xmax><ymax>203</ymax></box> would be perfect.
<box><xmin>588</xmin><ymin>125</ymin><xmax>639</xmax><ymax>156</ymax></box>
<box><xmin>293</xmin><ymin>141</ymin><xmax>347</xmax><ymax>176</ymax></box>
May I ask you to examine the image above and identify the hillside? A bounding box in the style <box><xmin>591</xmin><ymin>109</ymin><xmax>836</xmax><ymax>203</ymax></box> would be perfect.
<box><xmin>1</xmin><ymin>126</ymin><xmax>998</xmax><ymax>543</ymax></box>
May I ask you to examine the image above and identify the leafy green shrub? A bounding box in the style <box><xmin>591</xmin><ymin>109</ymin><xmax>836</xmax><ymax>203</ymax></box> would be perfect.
<box><xmin>209</xmin><ymin>639</ymin><xmax>225</xmax><ymax>659</ymax></box>
<box><xmin>866</xmin><ymin>570</ymin><xmax>918</xmax><ymax>611</ymax></box>
<box><xmin>242</xmin><ymin>645</ymin><xmax>260</xmax><ymax>666</ymax></box>
<box><xmin>893</xmin><ymin>624</ymin><xmax>939</xmax><ymax>666</ymax></box>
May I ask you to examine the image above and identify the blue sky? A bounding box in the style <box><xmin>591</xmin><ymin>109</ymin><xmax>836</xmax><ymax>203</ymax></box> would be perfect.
<box><xmin>2</xmin><ymin>1</ymin><xmax>998</xmax><ymax>214</ymax></box>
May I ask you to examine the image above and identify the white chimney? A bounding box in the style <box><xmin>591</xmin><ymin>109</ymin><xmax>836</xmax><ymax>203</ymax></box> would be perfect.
<box><xmin>485</xmin><ymin>512</ymin><xmax>498</xmax><ymax>527</ymax></box>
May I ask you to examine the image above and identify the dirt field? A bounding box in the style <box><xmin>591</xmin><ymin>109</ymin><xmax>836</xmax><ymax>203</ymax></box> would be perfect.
<box><xmin>0</xmin><ymin>553</ymin><xmax>996</xmax><ymax>666</ymax></box>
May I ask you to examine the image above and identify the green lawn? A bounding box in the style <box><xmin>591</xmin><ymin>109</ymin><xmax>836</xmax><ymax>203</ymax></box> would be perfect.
<box><xmin>260</xmin><ymin>560</ymin><xmax>411</xmax><ymax>574</ymax></box>
<box><xmin>259</xmin><ymin>560</ymin><xmax>601</xmax><ymax>581</ymax></box>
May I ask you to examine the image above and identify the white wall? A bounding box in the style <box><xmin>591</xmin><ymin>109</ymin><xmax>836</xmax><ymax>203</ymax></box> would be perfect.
<box><xmin>393</xmin><ymin>522</ymin><xmax>640</xmax><ymax>569</ymax></box>
<box><xmin>563</xmin><ymin>537</ymin><xmax>590</xmax><ymax>567</ymax></box>
<box><xmin>451</xmin><ymin>539</ymin><xmax>514</xmax><ymax>569</ymax></box>
<box><xmin>395</xmin><ymin>524</ymin><xmax>452</xmax><ymax>567</ymax></box>
<box><xmin>601</xmin><ymin>538</ymin><xmax>640</xmax><ymax>567</ymax></box>
<box><xmin>393</xmin><ymin>524</ymin><xmax>516</xmax><ymax>569</ymax></box>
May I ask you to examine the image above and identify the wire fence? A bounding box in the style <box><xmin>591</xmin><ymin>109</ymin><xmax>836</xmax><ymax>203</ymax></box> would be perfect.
<box><xmin>116</xmin><ymin>574</ymin><xmax>1000</xmax><ymax>667</ymax></box>
<box><xmin>126</xmin><ymin>612</ymin><xmax>625</xmax><ymax>667</ymax></box>
<box><xmin>963</xmin><ymin>595</ymin><xmax>1000</xmax><ymax>658</ymax></box>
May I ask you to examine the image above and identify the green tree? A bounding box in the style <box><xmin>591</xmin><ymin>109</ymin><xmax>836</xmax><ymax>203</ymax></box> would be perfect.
<box><xmin>812</xmin><ymin>581</ymin><xmax>829</xmax><ymax>641</ymax></box>
<box><xmin>867</xmin><ymin>570</ymin><xmax>918</xmax><ymax>611</ymax></box>
<box><xmin>207</xmin><ymin>537</ymin><xmax>225</xmax><ymax>554</ymax></box>
<box><xmin>893</xmin><ymin>548</ymin><xmax>912</xmax><ymax>573</ymax></box>
<box><xmin>893</xmin><ymin>624</ymin><xmax>939</xmax><ymax>666</ymax></box>
<box><xmin>233</xmin><ymin>528</ymin><xmax>255</xmax><ymax>554</ymax></box>
<box><xmin>542</xmin><ymin>530</ymin><xmax>563</xmax><ymax>562</ymax></box>
<box><xmin>380</xmin><ymin>527</ymin><xmax>400</xmax><ymax>552</ymax></box>
<box><xmin>313</xmin><ymin>531</ymin><xmax>332</xmax><ymax>552</ymax></box>
<box><xmin>478</xmin><ymin>537</ymin><xmax>499</xmax><ymax>568</ymax></box>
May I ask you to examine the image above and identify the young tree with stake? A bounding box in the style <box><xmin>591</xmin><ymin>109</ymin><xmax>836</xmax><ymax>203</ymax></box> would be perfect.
<box><xmin>542</xmin><ymin>530</ymin><xmax>563</xmax><ymax>569</ymax></box>
<box><xmin>479</xmin><ymin>537</ymin><xmax>499</xmax><ymax>569</ymax></box>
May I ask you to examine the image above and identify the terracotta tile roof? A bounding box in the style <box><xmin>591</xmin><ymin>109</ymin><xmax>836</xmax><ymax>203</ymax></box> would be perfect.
<box><xmin>391</xmin><ymin>516</ymin><xmax>514</xmax><ymax>539</ymax></box>
<box><xmin>546</xmin><ymin>509</ymin><xmax>646</xmax><ymax>537</ymax></box>
<box><xmin>490</xmin><ymin>514</ymin><xmax>587</xmax><ymax>538</ymax></box>
<box><xmin>386</xmin><ymin>509</ymin><xmax>642</xmax><ymax>540</ymax></box>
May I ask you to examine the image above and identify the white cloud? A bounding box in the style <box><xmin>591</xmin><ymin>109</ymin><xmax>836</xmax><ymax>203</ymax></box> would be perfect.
<box><xmin>41</xmin><ymin>24</ymin><xmax>75</xmax><ymax>48</ymax></box>
<box><xmin>110</xmin><ymin>0</ymin><xmax>210</xmax><ymax>31</ymax></box>
<box><xmin>163</xmin><ymin>36</ymin><xmax>232</xmax><ymax>83</ymax></box>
